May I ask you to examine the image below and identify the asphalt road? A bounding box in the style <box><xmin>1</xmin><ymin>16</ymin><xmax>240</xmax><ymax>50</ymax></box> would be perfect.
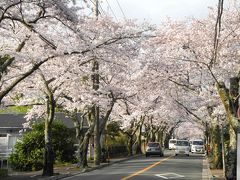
<box><xmin>63</xmin><ymin>150</ymin><xmax>205</xmax><ymax>180</ymax></box>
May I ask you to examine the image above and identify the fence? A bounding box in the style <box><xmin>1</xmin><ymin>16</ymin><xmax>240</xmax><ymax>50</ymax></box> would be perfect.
<box><xmin>0</xmin><ymin>146</ymin><xmax>12</xmax><ymax>169</ymax></box>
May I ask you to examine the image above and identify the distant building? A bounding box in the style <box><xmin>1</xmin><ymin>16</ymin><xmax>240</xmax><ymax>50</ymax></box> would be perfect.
<box><xmin>0</xmin><ymin>113</ymin><xmax>88</xmax><ymax>168</ymax></box>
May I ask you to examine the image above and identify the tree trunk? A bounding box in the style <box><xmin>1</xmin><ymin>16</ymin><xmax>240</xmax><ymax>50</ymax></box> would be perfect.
<box><xmin>42</xmin><ymin>94</ymin><xmax>55</xmax><ymax>176</ymax></box>
<box><xmin>77</xmin><ymin>112</ymin><xmax>95</xmax><ymax>169</ymax></box>
<box><xmin>164</xmin><ymin>127</ymin><xmax>174</xmax><ymax>149</ymax></box>
<box><xmin>43</xmin><ymin>123</ymin><xmax>54</xmax><ymax>176</ymax></box>
<box><xmin>225</xmin><ymin>127</ymin><xmax>236</xmax><ymax>179</ymax></box>
<box><xmin>78</xmin><ymin>132</ymin><xmax>91</xmax><ymax>169</ymax></box>
<box><xmin>211</xmin><ymin>124</ymin><xmax>222</xmax><ymax>169</ymax></box>
<box><xmin>204</xmin><ymin>122</ymin><xmax>211</xmax><ymax>155</ymax></box>
<box><xmin>99</xmin><ymin>101</ymin><xmax>115</xmax><ymax>163</ymax></box>
<box><xmin>71</xmin><ymin>112</ymin><xmax>86</xmax><ymax>168</ymax></box>
<box><xmin>217</xmin><ymin>76</ymin><xmax>239</xmax><ymax>179</ymax></box>
<box><xmin>158</xmin><ymin>127</ymin><xmax>166</xmax><ymax>147</ymax></box>
<box><xmin>128</xmin><ymin>135</ymin><xmax>134</xmax><ymax>156</ymax></box>
<box><xmin>135</xmin><ymin>125</ymin><xmax>142</xmax><ymax>154</ymax></box>
<box><xmin>93</xmin><ymin>106</ymin><xmax>101</xmax><ymax>165</ymax></box>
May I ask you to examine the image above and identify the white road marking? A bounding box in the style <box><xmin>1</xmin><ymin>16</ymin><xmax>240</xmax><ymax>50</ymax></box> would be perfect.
<box><xmin>155</xmin><ymin>174</ymin><xmax>169</xmax><ymax>179</ymax></box>
<box><xmin>155</xmin><ymin>172</ymin><xmax>185</xmax><ymax>179</ymax></box>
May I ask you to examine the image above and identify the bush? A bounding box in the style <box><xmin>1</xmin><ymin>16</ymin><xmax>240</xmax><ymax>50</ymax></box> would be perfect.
<box><xmin>108</xmin><ymin>145</ymin><xmax>128</xmax><ymax>157</ymax></box>
<box><xmin>0</xmin><ymin>169</ymin><xmax>8</xmax><ymax>177</ymax></box>
<box><xmin>9</xmin><ymin>121</ymin><xmax>76</xmax><ymax>171</ymax></box>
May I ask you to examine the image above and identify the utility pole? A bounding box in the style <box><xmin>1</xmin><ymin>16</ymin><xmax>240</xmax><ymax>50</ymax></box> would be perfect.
<box><xmin>94</xmin><ymin>0</ymin><xmax>99</xmax><ymax>19</ymax></box>
<box><xmin>237</xmin><ymin>107</ymin><xmax>240</xmax><ymax>180</ymax></box>
<box><xmin>221</xmin><ymin>124</ymin><xmax>225</xmax><ymax>176</ymax></box>
<box><xmin>93</xmin><ymin>0</ymin><xmax>100</xmax><ymax>166</ymax></box>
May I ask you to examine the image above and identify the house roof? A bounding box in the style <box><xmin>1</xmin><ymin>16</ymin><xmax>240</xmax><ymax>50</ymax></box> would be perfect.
<box><xmin>0</xmin><ymin>113</ymin><xmax>88</xmax><ymax>129</ymax></box>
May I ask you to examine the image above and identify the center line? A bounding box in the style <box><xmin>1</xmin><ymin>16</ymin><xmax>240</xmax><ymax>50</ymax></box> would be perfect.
<box><xmin>121</xmin><ymin>155</ymin><xmax>173</xmax><ymax>180</ymax></box>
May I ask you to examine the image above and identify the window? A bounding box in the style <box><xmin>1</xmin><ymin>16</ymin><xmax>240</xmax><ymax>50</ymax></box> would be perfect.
<box><xmin>192</xmin><ymin>141</ymin><xmax>203</xmax><ymax>145</ymax></box>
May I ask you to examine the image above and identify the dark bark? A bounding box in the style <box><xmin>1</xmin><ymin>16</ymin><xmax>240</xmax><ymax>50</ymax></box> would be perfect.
<box><xmin>43</xmin><ymin>124</ymin><xmax>54</xmax><ymax>176</ymax></box>
<box><xmin>78</xmin><ymin>112</ymin><xmax>95</xmax><ymax>169</ymax></box>
<box><xmin>93</xmin><ymin>105</ymin><xmax>101</xmax><ymax>165</ymax></box>
<box><xmin>135</xmin><ymin>123</ymin><xmax>143</xmax><ymax>154</ymax></box>
<box><xmin>211</xmin><ymin>125</ymin><xmax>223</xmax><ymax>169</ymax></box>
<box><xmin>71</xmin><ymin>112</ymin><xmax>85</xmax><ymax>168</ymax></box>
<box><xmin>164</xmin><ymin>127</ymin><xmax>175</xmax><ymax>149</ymax></box>
<box><xmin>92</xmin><ymin>59</ymin><xmax>100</xmax><ymax>166</ymax></box>
<box><xmin>128</xmin><ymin>135</ymin><xmax>134</xmax><ymax>156</ymax></box>
<box><xmin>157</xmin><ymin>126</ymin><xmax>166</xmax><ymax>147</ymax></box>
<box><xmin>78</xmin><ymin>130</ymin><xmax>92</xmax><ymax>169</ymax></box>
<box><xmin>42</xmin><ymin>94</ymin><xmax>55</xmax><ymax>176</ymax></box>
<box><xmin>225</xmin><ymin>128</ymin><xmax>236</xmax><ymax>179</ymax></box>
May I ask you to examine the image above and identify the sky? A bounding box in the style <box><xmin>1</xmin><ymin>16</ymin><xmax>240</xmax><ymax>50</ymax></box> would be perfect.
<box><xmin>100</xmin><ymin>0</ymin><xmax>218</xmax><ymax>24</ymax></box>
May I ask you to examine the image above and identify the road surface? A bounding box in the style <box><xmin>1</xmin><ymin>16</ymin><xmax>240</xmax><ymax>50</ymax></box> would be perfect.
<box><xmin>63</xmin><ymin>150</ymin><xmax>205</xmax><ymax>180</ymax></box>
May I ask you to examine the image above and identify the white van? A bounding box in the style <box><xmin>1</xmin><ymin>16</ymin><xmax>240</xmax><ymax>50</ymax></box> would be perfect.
<box><xmin>190</xmin><ymin>139</ymin><xmax>204</xmax><ymax>153</ymax></box>
<box><xmin>175</xmin><ymin>140</ymin><xmax>190</xmax><ymax>156</ymax></box>
<box><xmin>169</xmin><ymin>139</ymin><xmax>177</xmax><ymax>150</ymax></box>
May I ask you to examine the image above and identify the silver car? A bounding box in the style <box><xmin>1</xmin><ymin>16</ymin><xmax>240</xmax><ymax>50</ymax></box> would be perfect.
<box><xmin>146</xmin><ymin>142</ymin><xmax>164</xmax><ymax>157</ymax></box>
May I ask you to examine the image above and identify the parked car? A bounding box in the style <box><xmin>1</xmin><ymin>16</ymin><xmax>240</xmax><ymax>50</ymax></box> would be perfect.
<box><xmin>145</xmin><ymin>142</ymin><xmax>164</xmax><ymax>157</ymax></box>
<box><xmin>169</xmin><ymin>139</ymin><xmax>177</xmax><ymax>150</ymax></box>
<box><xmin>175</xmin><ymin>140</ymin><xmax>190</xmax><ymax>156</ymax></box>
<box><xmin>190</xmin><ymin>139</ymin><xmax>205</xmax><ymax>153</ymax></box>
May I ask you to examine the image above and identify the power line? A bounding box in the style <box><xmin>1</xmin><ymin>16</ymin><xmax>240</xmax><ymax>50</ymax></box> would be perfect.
<box><xmin>106</xmin><ymin>0</ymin><xmax>118</xmax><ymax>21</ymax></box>
<box><xmin>116</xmin><ymin>0</ymin><xmax>126</xmax><ymax>20</ymax></box>
<box><xmin>89</xmin><ymin>0</ymin><xmax>100</xmax><ymax>15</ymax></box>
<box><xmin>99</xmin><ymin>3</ymin><xmax>106</xmax><ymax>16</ymax></box>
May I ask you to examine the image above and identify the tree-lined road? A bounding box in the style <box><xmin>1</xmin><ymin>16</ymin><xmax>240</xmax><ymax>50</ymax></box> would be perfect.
<box><xmin>64</xmin><ymin>151</ymin><xmax>205</xmax><ymax>180</ymax></box>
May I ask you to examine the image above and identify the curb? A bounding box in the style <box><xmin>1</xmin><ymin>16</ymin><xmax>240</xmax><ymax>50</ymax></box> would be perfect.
<box><xmin>202</xmin><ymin>155</ymin><xmax>213</xmax><ymax>180</ymax></box>
<box><xmin>41</xmin><ymin>154</ymin><xmax>143</xmax><ymax>180</ymax></box>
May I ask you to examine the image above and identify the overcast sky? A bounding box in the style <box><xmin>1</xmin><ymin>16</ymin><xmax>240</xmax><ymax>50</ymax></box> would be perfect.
<box><xmin>101</xmin><ymin>0</ymin><xmax>218</xmax><ymax>24</ymax></box>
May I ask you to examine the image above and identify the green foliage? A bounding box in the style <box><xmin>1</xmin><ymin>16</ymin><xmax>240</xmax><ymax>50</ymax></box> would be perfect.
<box><xmin>0</xmin><ymin>169</ymin><xmax>8</xmax><ymax>177</ymax></box>
<box><xmin>106</xmin><ymin>121</ymin><xmax>127</xmax><ymax>147</ymax></box>
<box><xmin>0</xmin><ymin>106</ymin><xmax>30</xmax><ymax>114</ymax></box>
<box><xmin>9</xmin><ymin>121</ymin><xmax>76</xmax><ymax>171</ymax></box>
<box><xmin>0</xmin><ymin>54</ymin><xmax>14</xmax><ymax>77</ymax></box>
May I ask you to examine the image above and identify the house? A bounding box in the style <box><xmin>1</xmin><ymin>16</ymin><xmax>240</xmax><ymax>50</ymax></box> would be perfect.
<box><xmin>0</xmin><ymin>113</ymin><xmax>88</xmax><ymax>168</ymax></box>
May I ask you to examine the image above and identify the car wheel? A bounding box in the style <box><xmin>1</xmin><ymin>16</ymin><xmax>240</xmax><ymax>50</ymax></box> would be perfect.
<box><xmin>175</xmin><ymin>154</ymin><xmax>178</xmax><ymax>156</ymax></box>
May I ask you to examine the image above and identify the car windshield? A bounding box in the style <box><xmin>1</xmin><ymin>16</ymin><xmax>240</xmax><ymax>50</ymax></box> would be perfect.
<box><xmin>147</xmin><ymin>143</ymin><xmax>159</xmax><ymax>147</ymax></box>
<box><xmin>193</xmin><ymin>141</ymin><xmax>203</xmax><ymax>145</ymax></box>
<box><xmin>176</xmin><ymin>141</ymin><xmax>189</xmax><ymax>146</ymax></box>
<box><xmin>169</xmin><ymin>140</ymin><xmax>176</xmax><ymax>144</ymax></box>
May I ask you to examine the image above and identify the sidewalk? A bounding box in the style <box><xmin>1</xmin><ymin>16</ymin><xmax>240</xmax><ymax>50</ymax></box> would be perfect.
<box><xmin>3</xmin><ymin>155</ymin><xmax>143</xmax><ymax>180</ymax></box>
<box><xmin>210</xmin><ymin>169</ymin><xmax>225</xmax><ymax>180</ymax></box>
<box><xmin>203</xmin><ymin>155</ymin><xmax>226</xmax><ymax>180</ymax></box>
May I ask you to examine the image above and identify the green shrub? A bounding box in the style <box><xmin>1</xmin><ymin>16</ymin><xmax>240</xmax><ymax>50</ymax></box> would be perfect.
<box><xmin>9</xmin><ymin>121</ymin><xmax>76</xmax><ymax>171</ymax></box>
<box><xmin>0</xmin><ymin>169</ymin><xmax>8</xmax><ymax>177</ymax></box>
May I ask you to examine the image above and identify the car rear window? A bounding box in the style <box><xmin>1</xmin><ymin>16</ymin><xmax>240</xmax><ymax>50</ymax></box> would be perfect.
<box><xmin>147</xmin><ymin>143</ymin><xmax>160</xmax><ymax>147</ymax></box>
<box><xmin>176</xmin><ymin>141</ymin><xmax>189</xmax><ymax>146</ymax></box>
<box><xmin>192</xmin><ymin>141</ymin><xmax>203</xmax><ymax>145</ymax></box>
<box><xmin>170</xmin><ymin>140</ymin><xmax>176</xmax><ymax>144</ymax></box>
